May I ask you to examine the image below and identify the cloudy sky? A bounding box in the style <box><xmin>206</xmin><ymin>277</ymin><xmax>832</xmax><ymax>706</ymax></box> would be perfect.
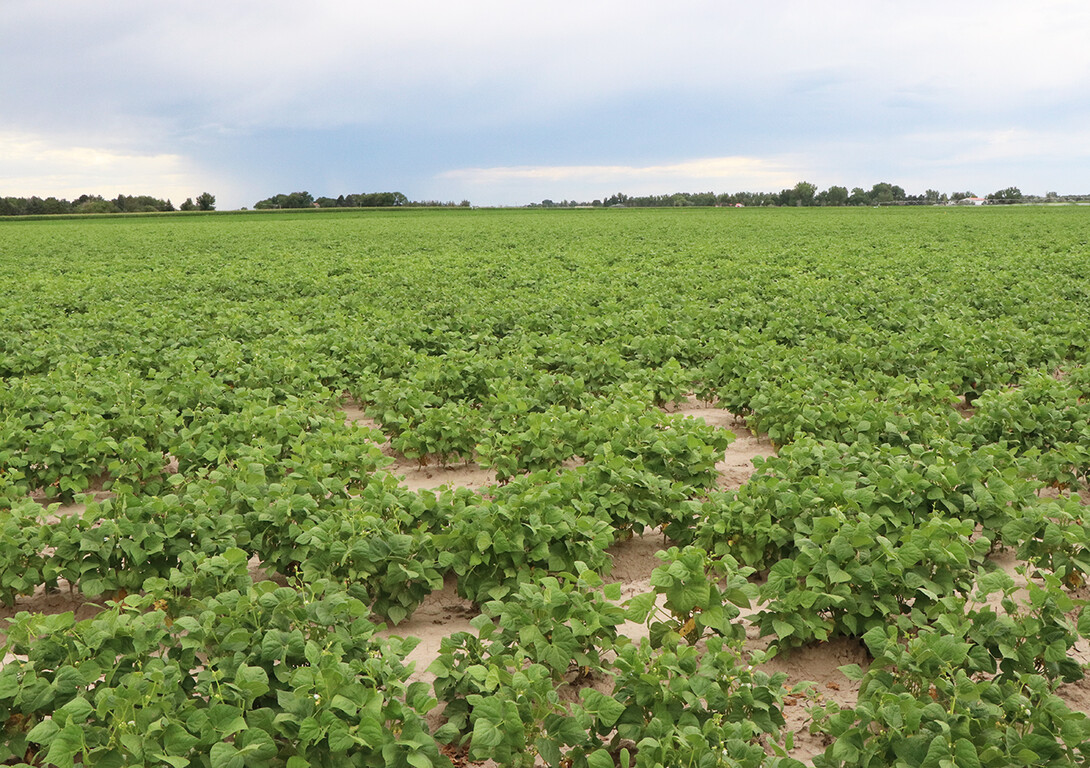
<box><xmin>3</xmin><ymin>1</ymin><xmax>1089</xmax><ymax>207</ymax></box>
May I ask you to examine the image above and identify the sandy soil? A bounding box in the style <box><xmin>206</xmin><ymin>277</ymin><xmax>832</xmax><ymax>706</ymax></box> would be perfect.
<box><xmin>0</xmin><ymin>579</ymin><xmax>102</xmax><ymax>629</ymax></box>
<box><xmin>1038</xmin><ymin>486</ymin><xmax>1090</xmax><ymax>505</ymax></box>
<box><xmin>954</xmin><ymin>401</ymin><xmax>976</xmax><ymax>419</ymax></box>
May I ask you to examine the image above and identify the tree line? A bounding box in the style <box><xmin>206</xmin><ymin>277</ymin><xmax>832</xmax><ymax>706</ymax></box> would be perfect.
<box><xmin>252</xmin><ymin>191</ymin><xmax>471</xmax><ymax>209</ymax></box>
<box><xmin>0</xmin><ymin>193</ymin><xmax>215</xmax><ymax>216</ymax></box>
<box><xmin>532</xmin><ymin>184</ymin><xmax>1088</xmax><ymax>208</ymax></box>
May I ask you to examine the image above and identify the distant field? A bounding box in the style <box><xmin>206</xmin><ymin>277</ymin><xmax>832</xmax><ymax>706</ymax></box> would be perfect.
<box><xmin>2</xmin><ymin>206</ymin><xmax>1090</xmax><ymax>766</ymax></box>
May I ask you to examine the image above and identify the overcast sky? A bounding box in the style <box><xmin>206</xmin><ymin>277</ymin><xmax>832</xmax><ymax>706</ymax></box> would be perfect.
<box><xmin>3</xmin><ymin>1</ymin><xmax>1089</xmax><ymax>208</ymax></box>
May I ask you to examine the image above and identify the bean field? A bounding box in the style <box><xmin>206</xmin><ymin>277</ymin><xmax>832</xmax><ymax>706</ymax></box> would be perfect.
<box><xmin>2</xmin><ymin>207</ymin><xmax>1090</xmax><ymax>767</ymax></box>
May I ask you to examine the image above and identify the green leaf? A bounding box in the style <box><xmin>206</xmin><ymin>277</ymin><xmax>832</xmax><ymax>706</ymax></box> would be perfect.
<box><xmin>357</xmin><ymin>715</ymin><xmax>384</xmax><ymax>748</ymax></box>
<box><xmin>298</xmin><ymin>716</ymin><xmax>323</xmax><ymax>744</ymax></box>
<box><xmin>330</xmin><ymin>694</ymin><xmax>358</xmax><ymax>717</ymax></box>
<box><xmin>625</xmin><ymin>591</ymin><xmax>656</xmax><ymax>621</ymax></box>
<box><xmin>580</xmin><ymin>689</ymin><xmax>625</xmax><ymax>728</ymax></box>
<box><xmin>953</xmin><ymin>738</ymin><xmax>982</xmax><ymax>768</ymax></box>
<box><xmin>153</xmin><ymin>755</ymin><xmax>191</xmax><ymax>768</ymax></box>
<box><xmin>536</xmin><ymin>736</ymin><xmax>562</xmax><ymax>767</ymax></box>
<box><xmin>234</xmin><ymin>665</ymin><xmax>270</xmax><ymax>702</ymax></box>
<box><xmin>57</xmin><ymin>695</ymin><xmax>93</xmax><ymax>722</ymax></box>
<box><xmin>469</xmin><ymin>717</ymin><xmax>503</xmax><ymax>751</ymax></box>
<box><xmin>772</xmin><ymin>619</ymin><xmax>795</xmax><ymax>639</ymax></box>
<box><xmin>433</xmin><ymin>722</ymin><xmax>461</xmax><ymax>744</ymax></box>
<box><xmin>26</xmin><ymin>718</ymin><xmax>60</xmax><ymax>745</ymax></box>
<box><xmin>327</xmin><ymin>724</ymin><xmax>357</xmax><ymax>752</ymax></box>
<box><xmin>210</xmin><ymin>742</ymin><xmax>244</xmax><ymax>768</ymax></box>
<box><xmin>162</xmin><ymin>722</ymin><xmax>199</xmax><ymax>755</ymax></box>
<box><xmin>44</xmin><ymin>723</ymin><xmax>85</xmax><ymax>766</ymax></box>
<box><xmin>838</xmin><ymin>664</ymin><xmax>865</xmax><ymax>681</ymax></box>
<box><xmin>208</xmin><ymin>704</ymin><xmax>247</xmax><ymax>737</ymax></box>
<box><xmin>587</xmin><ymin>749</ymin><xmax>615</xmax><ymax>768</ymax></box>
<box><xmin>1078</xmin><ymin>607</ymin><xmax>1090</xmax><ymax>639</ymax></box>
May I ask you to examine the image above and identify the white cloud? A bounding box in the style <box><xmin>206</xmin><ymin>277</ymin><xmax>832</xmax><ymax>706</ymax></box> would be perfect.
<box><xmin>0</xmin><ymin>131</ymin><xmax>217</xmax><ymax>203</ymax></box>
<box><xmin>436</xmin><ymin>155</ymin><xmax>808</xmax><ymax>204</ymax></box>
<box><xmin>795</xmin><ymin>127</ymin><xmax>1090</xmax><ymax>196</ymax></box>
<box><xmin>443</xmin><ymin>156</ymin><xmax>798</xmax><ymax>185</ymax></box>
<box><xmin>917</xmin><ymin>128</ymin><xmax>1090</xmax><ymax>165</ymax></box>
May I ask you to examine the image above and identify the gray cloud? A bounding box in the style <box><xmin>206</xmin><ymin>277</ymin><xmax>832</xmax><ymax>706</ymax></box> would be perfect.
<box><xmin>3</xmin><ymin>1</ymin><xmax>1089</xmax><ymax>204</ymax></box>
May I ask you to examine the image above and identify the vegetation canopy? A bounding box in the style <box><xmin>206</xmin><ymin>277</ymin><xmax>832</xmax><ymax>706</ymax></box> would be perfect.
<box><xmin>1</xmin><ymin>207</ymin><xmax>1090</xmax><ymax>766</ymax></box>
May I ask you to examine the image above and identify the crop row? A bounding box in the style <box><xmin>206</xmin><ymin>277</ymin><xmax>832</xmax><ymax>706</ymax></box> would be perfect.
<box><xmin>5</xmin><ymin>539</ymin><xmax>1089</xmax><ymax>767</ymax></box>
<box><xmin>5</xmin><ymin>408</ymin><xmax>1090</xmax><ymax>764</ymax></box>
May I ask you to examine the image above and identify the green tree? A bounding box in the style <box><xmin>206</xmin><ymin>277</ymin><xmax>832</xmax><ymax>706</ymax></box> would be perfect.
<box><xmin>195</xmin><ymin>192</ymin><xmax>216</xmax><ymax>211</ymax></box>
<box><xmin>869</xmin><ymin>182</ymin><xmax>906</xmax><ymax>205</ymax></box>
<box><xmin>793</xmin><ymin>181</ymin><xmax>817</xmax><ymax>206</ymax></box>
<box><xmin>819</xmin><ymin>185</ymin><xmax>849</xmax><ymax>206</ymax></box>
<box><xmin>848</xmin><ymin>187</ymin><xmax>868</xmax><ymax>206</ymax></box>
<box><xmin>179</xmin><ymin>198</ymin><xmax>197</xmax><ymax>211</ymax></box>
<box><xmin>77</xmin><ymin>198</ymin><xmax>119</xmax><ymax>214</ymax></box>
<box><xmin>987</xmin><ymin>186</ymin><xmax>1022</xmax><ymax>204</ymax></box>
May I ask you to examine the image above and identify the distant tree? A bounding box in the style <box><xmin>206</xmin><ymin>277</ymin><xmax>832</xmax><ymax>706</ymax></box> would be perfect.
<box><xmin>314</xmin><ymin>197</ymin><xmax>339</xmax><ymax>208</ymax></box>
<box><xmin>847</xmin><ymin>187</ymin><xmax>868</xmax><ymax>206</ymax></box>
<box><xmin>818</xmin><ymin>185</ymin><xmax>849</xmax><ymax>206</ymax></box>
<box><xmin>340</xmin><ymin>192</ymin><xmax>406</xmax><ymax>207</ymax></box>
<box><xmin>195</xmin><ymin>192</ymin><xmax>216</xmax><ymax>211</ymax></box>
<box><xmin>987</xmin><ymin>186</ymin><xmax>1022</xmax><ymax>204</ymax></box>
<box><xmin>114</xmin><ymin>194</ymin><xmax>172</xmax><ymax>212</ymax></box>
<box><xmin>180</xmin><ymin>198</ymin><xmax>197</xmax><ymax>211</ymax></box>
<box><xmin>254</xmin><ymin>192</ymin><xmax>313</xmax><ymax>209</ymax></box>
<box><xmin>287</xmin><ymin>191</ymin><xmax>313</xmax><ymax>208</ymax></box>
<box><xmin>40</xmin><ymin>197</ymin><xmax>70</xmax><ymax>214</ymax></box>
<box><xmin>869</xmin><ymin>182</ymin><xmax>905</xmax><ymax>205</ymax></box>
<box><xmin>77</xmin><ymin>199</ymin><xmax>119</xmax><ymax>214</ymax></box>
<box><xmin>794</xmin><ymin>181</ymin><xmax>817</xmax><ymax>206</ymax></box>
<box><xmin>776</xmin><ymin>181</ymin><xmax>817</xmax><ymax>206</ymax></box>
<box><xmin>924</xmin><ymin>189</ymin><xmax>942</xmax><ymax>205</ymax></box>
